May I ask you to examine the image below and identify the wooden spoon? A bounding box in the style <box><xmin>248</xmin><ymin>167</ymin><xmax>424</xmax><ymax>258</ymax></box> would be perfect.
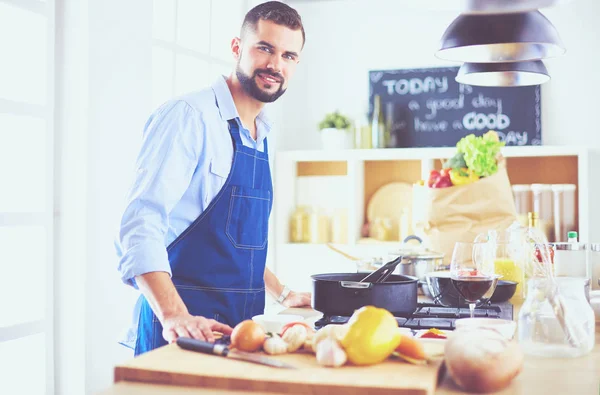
<box><xmin>326</xmin><ymin>243</ymin><xmax>360</xmax><ymax>261</ymax></box>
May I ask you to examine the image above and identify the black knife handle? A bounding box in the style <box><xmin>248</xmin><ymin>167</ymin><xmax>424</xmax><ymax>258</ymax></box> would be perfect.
<box><xmin>176</xmin><ymin>337</ymin><xmax>229</xmax><ymax>356</ymax></box>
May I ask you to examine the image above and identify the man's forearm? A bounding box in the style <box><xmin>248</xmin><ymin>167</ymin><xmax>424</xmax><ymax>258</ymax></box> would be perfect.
<box><xmin>264</xmin><ymin>267</ymin><xmax>285</xmax><ymax>300</ymax></box>
<box><xmin>135</xmin><ymin>271</ymin><xmax>188</xmax><ymax>322</ymax></box>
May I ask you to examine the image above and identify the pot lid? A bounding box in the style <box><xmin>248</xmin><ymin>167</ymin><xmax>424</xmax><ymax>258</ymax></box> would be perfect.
<box><xmin>389</xmin><ymin>235</ymin><xmax>445</xmax><ymax>259</ymax></box>
<box><xmin>390</xmin><ymin>245</ymin><xmax>444</xmax><ymax>260</ymax></box>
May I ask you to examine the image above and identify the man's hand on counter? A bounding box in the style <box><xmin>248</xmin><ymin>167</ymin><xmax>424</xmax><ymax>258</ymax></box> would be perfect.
<box><xmin>162</xmin><ymin>313</ymin><xmax>233</xmax><ymax>344</ymax></box>
<box><xmin>282</xmin><ymin>291</ymin><xmax>312</xmax><ymax>308</ymax></box>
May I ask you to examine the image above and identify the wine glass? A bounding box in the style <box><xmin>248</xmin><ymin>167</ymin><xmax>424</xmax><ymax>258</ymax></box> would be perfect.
<box><xmin>450</xmin><ymin>242</ymin><xmax>499</xmax><ymax>318</ymax></box>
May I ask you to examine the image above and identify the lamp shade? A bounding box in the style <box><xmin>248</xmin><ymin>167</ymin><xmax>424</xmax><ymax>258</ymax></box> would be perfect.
<box><xmin>436</xmin><ymin>11</ymin><xmax>566</xmax><ymax>63</ymax></box>
<box><xmin>459</xmin><ymin>0</ymin><xmax>572</xmax><ymax>14</ymax></box>
<box><xmin>455</xmin><ymin>61</ymin><xmax>550</xmax><ymax>87</ymax></box>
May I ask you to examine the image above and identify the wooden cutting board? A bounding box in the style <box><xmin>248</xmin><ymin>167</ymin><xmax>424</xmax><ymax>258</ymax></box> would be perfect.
<box><xmin>114</xmin><ymin>344</ymin><xmax>446</xmax><ymax>395</ymax></box>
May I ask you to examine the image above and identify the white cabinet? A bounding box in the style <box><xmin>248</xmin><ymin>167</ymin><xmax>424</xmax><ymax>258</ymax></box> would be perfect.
<box><xmin>272</xmin><ymin>146</ymin><xmax>600</xmax><ymax>293</ymax></box>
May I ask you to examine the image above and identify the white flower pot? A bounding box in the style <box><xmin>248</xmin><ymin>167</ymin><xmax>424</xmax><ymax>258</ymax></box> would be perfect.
<box><xmin>320</xmin><ymin>128</ymin><xmax>353</xmax><ymax>150</ymax></box>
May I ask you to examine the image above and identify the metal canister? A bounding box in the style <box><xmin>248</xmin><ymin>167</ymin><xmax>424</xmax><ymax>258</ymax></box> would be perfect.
<box><xmin>553</xmin><ymin>242</ymin><xmax>589</xmax><ymax>300</ymax></box>
<box><xmin>553</xmin><ymin>242</ymin><xmax>587</xmax><ymax>277</ymax></box>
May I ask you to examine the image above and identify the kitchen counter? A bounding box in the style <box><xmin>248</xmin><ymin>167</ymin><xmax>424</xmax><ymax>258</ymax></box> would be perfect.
<box><xmin>99</xmin><ymin>307</ymin><xmax>600</xmax><ymax>395</ymax></box>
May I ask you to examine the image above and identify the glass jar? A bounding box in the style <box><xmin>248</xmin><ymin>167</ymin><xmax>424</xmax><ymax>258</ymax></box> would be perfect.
<box><xmin>289</xmin><ymin>206</ymin><xmax>308</xmax><ymax>243</ymax></box>
<box><xmin>330</xmin><ymin>208</ymin><xmax>348</xmax><ymax>244</ymax></box>
<box><xmin>370</xmin><ymin>217</ymin><xmax>391</xmax><ymax>241</ymax></box>
<box><xmin>590</xmin><ymin>244</ymin><xmax>600</xmax><ymax>291</ymax></box>
<box><xmin>551</xmin><ymin>184</ymin><xmax>577</xmax><ymax>242</ymax></box>
<box><xmin>512</xmin><ymin>184</ymin><xmax>533</xmax><ymax>227</ymax></box>
<box><xmin>518</xmin><ymin>277</ymin><xmax>595</xmax><ymax>358</ymax></box>
<box><xmin>531</xmin><ymin>184</ymin><xmax>555</xmax><ymax>242</ymax></box>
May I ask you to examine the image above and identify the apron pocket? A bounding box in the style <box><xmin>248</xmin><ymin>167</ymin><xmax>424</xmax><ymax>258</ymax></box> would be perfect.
<box><xmin>226</xmin><ymin>186</ymin><xmax>271</xmax><ymax>249</ymax></box>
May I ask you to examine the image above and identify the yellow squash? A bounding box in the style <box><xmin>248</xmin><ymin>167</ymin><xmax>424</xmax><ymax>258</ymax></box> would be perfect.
<box><xmin>340</xmin><ymin>306</ymin><xmax>402</xmax><ymax>365</ymax></box>
<box><xmin>449</xmin><ymin>168</ymin><xmax>479</xmax><ymax>186</ymax></box>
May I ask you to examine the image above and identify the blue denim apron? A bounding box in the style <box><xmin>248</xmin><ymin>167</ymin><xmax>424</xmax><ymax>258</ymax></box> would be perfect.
<box><xmin>134</xmin><ymin>119</ymin><xmax>272</xmax><ymax>355</ymax></box>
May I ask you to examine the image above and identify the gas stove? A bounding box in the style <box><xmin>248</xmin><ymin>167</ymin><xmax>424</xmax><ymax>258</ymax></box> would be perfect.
<box><xmin>313</xmin><ymin>302</ymin><xmax>513</xmax><ymax>331</ymax></box>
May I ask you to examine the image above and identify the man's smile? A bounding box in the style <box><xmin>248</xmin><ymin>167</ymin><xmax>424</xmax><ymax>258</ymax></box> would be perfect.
<box><xmin>257</xmin><ymin>72</ymin><xmax>282</xmax><ymax>84</ymax></box>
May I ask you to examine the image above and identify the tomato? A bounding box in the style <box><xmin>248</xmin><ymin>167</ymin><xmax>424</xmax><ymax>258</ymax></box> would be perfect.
<box><xmin>279</xmin><ymin>321</ymin><xmax>314</xmax><ymax>337</ymax></box>
<box><xmin>230</xmin><ymin>320</ymin><xmax>266</xmax><ymax>352</ymax></box>
<box><xmin>420</xmin><ymin>328</ymin><xmax>447</xmax><ymax>339</ymax></box>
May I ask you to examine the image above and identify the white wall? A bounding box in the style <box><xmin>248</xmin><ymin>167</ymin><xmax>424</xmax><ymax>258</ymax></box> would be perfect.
<box><xmin>86</xmin><ymin>0</ymin><xmax>153</xmax><ymax>393</ymax></box>
<box><xmin>55</xmin><ymin>0</ymin><xmax>153</xmax><ymax>394</ymax></box>
<box><xmin>282</xmin><ymin>0</ymin><xmax>600</xmax><ymax>150</ymax></box>
<box><xmin>54</xmin><ymin>0</ymin><xmax>89</xmax><ymax>394</ymax></box>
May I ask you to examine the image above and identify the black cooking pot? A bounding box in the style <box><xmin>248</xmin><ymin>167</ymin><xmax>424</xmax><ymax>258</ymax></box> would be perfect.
<box><xmin>489</xmin><ymin>281</ymin><xmax>518</xmax><ymax>303</ymax></box>
<box><xmin>311</xmin><ymin>273</ymin><xmax>418</xmax><ymax>317</ymax></box>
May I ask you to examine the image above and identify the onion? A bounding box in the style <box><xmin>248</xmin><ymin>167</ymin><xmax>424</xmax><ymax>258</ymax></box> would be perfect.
<box><xmin>445</xmin><ymin>327</ymin><xmax>523</xmax><ymax>393</ymax></box>
<box><xmin>230</xmin><ymin>320</ymin><xmax>266</xmax><ymax>352</ymax></box>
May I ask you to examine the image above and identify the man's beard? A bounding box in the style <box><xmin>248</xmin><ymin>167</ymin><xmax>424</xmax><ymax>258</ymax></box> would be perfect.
<box><xmin>236</xmin><ymin>65</ymin><xmax>286</xmax><ymax>103</ymax></box>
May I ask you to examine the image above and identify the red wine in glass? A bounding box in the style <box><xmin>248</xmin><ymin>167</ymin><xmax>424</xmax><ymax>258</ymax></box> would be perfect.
<box><xmin>451</xmin><ymin>276</ymin><xmax>494</xmax><ymax>302</ymax></box>
<box><xmin>450</xmin><ymin>242</ymin><xmax>497</xmax><ymax>318</ymax></box>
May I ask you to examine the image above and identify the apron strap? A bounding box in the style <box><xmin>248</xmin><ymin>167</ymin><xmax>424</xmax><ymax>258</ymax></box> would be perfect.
<box><xmin>227</xmin><ymin>119</ymin><xmax>243</xmax><ymax>145</ymax></box>
<box><xmin>228</xmin><ymin>119</ymin><xmax>268</xmax><ymax>155</ymax></box>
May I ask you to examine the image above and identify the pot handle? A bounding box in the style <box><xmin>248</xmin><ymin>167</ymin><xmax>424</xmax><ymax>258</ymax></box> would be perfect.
<box><xmin>402</xmin><ymin>235</ymin><xmax>423</xmax><ymax>244</ymax></box>
<box><xmin>340</xmin><ymin>281</ymin><xmax>372</xmax><ymax>289</ymax></box>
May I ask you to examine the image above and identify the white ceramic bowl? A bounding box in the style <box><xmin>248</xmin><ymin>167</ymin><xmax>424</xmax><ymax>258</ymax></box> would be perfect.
<box><xmin>252</xmin><ymin>314</ymin><xmax>305</xmax><ymax>334</ymax></box>
<box><xmin>454</xmin><ymin>318</ymin><xmax>517</xmax><ymax>340</ymax></box>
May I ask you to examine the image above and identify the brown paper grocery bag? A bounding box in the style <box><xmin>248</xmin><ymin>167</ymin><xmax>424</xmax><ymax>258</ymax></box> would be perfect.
<box><xmin>412</xmin><ymin>166</ymin><xmax>518</xmax><ymax>264</ymax></box>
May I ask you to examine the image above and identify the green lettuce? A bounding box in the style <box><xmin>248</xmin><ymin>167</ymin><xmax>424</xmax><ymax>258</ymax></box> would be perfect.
<box><xmin>456</xmin><ymin>132</ymin><xmax>505</xmax><ymax>177</ymax></box>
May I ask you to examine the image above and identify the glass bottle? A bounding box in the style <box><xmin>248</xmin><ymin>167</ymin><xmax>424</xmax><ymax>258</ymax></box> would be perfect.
<box><xmin>385</xmin><ymin>101</ymin><xmax>395</xmax><ymax>148</ymax></box>
<box><xmin>371</xmin><ymin>95</ymin><xmax>386</xmax><ymax>149</ymax></box>
<box><xmin>526</xmin><ymin>212</ymin><xmax>554</xmax><ymax>274</ymax></box>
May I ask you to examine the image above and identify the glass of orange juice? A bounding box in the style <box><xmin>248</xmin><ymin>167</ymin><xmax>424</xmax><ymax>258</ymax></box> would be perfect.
<box><xmin>493</xmin><ymin>243</ymin><xmax>524</xmax><ymax>303</ymax></box>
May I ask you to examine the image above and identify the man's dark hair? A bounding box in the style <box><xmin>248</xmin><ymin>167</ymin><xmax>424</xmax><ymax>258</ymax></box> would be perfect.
<box><xmin>241</xmin><ymin>1</ymin><xmax>305</xmax><ymax>47</ymax></box>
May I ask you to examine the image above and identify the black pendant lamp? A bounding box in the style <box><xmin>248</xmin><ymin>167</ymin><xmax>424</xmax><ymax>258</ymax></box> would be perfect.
<box><xmin>455</xmin><ymin>60</ymin><xmax>550</xmax><ymax>87</ymax></box>
<box><xmin>436</xmin><ymin>10</ymin><xmax>566</xmax><ymax>63</ymax></box>
<box><xmin>458</xmin><ymin>0</ymin><xmax>572</xmax><ymax>14</ymax></box>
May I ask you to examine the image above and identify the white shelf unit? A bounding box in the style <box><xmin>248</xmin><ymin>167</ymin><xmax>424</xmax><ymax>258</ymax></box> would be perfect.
<box><xmin>273</xmin><ymin>146</ymin><xmax>599</xmax><ymax>293</ymax></box>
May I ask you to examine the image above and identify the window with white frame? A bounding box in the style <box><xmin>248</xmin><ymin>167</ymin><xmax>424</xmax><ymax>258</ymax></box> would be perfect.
<box><xmin>152</xmin><ymin>0</ymin><xmax>248</xmax><ymax>109</ymax></box>
<box><xmin>0</xmin><ymin>0</ymin><xmax>55</xmax><ymax>394</ymax></box>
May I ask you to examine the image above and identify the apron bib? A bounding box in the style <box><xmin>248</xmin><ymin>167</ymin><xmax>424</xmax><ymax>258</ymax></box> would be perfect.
<box><xmin>135</xmin><ymin>119</ymin><xmax>272</xmax><ymax>355</ymax></box>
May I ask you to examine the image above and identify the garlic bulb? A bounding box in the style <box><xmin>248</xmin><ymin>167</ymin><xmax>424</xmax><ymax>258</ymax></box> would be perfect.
<box><xmin>311</xmin><ymin>324</ymin><xmax>349</xmax><ymax>353</ymax></box>
<box><xmin>263</xmin><ymin>335</ymin><xmax>288</xmax><ymax>355</ymax></box>
<box><xmin>316</xmin><ymin>338</ymin><xmax>347</xmax><ymax>368</ymax></box>
<box><xmin>282</xmin><ymin>324</ymin><xmax>308</xmax><ymax>352</ymax></box>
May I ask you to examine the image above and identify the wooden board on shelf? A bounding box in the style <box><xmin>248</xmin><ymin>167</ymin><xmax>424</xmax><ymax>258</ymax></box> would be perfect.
<box><xmin>506</xmin><ymin>156</ymin><xmax>578</xmax><ymax>185</ymax></box>
<box><xmin>363</xmin><ymin>160</ymin><xmax>421</xmax><ymax>219</ymax></box>
<box><xmin>297</xmin><ymin>161</ymin><xmax>347</xmax><ymax>176</ymax></box>
<box><xmin>114</xmin><ymin>343</ymin><xmax>445</xmax><ymax>395</ymax></box>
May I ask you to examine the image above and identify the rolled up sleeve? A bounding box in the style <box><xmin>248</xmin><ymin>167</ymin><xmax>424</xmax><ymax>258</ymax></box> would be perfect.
<box><xmin>116</xmin><ymin>100</ymin><xmax>202</xmax><ymax>288</ymax></box>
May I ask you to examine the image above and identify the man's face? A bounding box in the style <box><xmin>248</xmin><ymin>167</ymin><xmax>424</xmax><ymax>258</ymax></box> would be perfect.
<box><xmin>233</xmin><ymin>20</ymin><xmax>303</xmax><ymax>103</ymax></box>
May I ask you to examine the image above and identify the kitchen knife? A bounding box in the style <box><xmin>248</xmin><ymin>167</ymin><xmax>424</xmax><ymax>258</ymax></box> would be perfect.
<box><xmin>176</xmin><ymin>337</ymin><xmax>297</xmax><ymax>369</ymax></box>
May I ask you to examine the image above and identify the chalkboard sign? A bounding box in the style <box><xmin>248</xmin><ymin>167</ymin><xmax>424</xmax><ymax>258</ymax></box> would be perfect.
<box><xmin>368</xmin><ymin>67</ymin><xmax>541</xmax><ymax>147</ymax></box>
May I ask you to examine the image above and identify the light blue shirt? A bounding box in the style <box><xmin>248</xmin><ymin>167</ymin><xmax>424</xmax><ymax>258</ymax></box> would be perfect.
<box><xmin>115</xmin><ymin>76</ymin><xmax>272</xmax><ymax>348</ymax></box>
<box><xmin>116</xmin><ymin>76</ymin><xmax>272</xmax><ymax>287</ymax></box>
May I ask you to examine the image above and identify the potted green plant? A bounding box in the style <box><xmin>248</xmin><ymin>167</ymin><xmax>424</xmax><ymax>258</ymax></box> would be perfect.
<box><xmin>318</xmin><ymin>111</ymin><xmax>353</xmax><ymax>150</ymax></box>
